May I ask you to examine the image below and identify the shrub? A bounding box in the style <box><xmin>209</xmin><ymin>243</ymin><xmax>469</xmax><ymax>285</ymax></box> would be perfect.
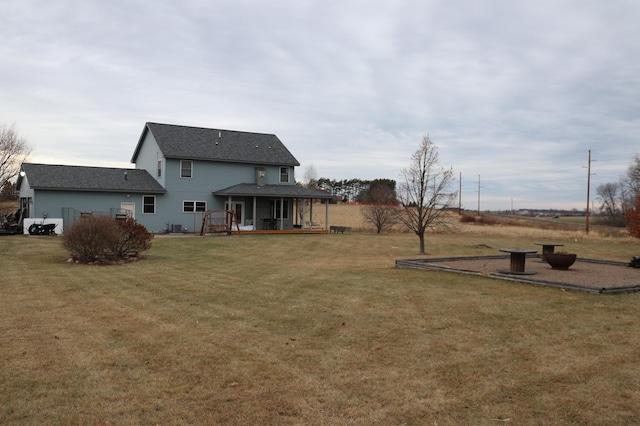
<box><xmin>113</xmin><ymin>218</ymin><xmax>153</xmax><ymax>258</ymax></box>
<box><xmin>477</xmin><ymin>215</ymin><xmax>498</xmax><ymax>225</ymax></box>
<box><xmin>62</xmin><ymin>215</ymin><xmax>121</xmax><ymax>262</ymax></box>
<box><xmin>459</xmin><ymin>213</ymin><xmax>476</xmax><ymax>223</ymax></box>
<box><xmin>62</xmin><ymin>215</ymin><xmax>153</xmax><ymax>263</ymax></box>
<box><xmin>626</xmin><ymin>195</ymin><xmax>640</xmax><ymax>239</ymax></box>
<box><xmin>459</xmin><ymin>214</ymin><xmax>497</xmax><ymax>225</ymax></box>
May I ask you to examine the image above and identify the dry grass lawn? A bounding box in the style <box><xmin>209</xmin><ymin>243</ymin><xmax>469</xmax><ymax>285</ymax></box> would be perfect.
<box><xmin>2</xmin><ymin>207</ymin><xmax>640</xmax><ymax>424</ymax></box>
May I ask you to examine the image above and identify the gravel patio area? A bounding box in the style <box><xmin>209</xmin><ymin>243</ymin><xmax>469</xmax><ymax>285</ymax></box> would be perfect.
<box><xmin>396</xmin><ymin>255</ymin><xmax>640</xmax><ymax>294</ymax></box>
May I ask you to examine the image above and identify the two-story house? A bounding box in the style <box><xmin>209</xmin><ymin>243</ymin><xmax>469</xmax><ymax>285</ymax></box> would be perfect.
<box><xmin>17</xmin><ymin>122</ymin><xmax>333</xmax><ymax>234</ymax></box>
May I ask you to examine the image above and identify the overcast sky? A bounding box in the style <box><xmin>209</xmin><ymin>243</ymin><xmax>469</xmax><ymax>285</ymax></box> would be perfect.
<box><xmin>2</xmin><ymin>0</ymin><xmax>638</xmax><ymax>210</ymax></box>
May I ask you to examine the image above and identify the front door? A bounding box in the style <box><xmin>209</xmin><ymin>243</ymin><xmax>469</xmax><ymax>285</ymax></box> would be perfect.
<box><xmin>121</xmin><ymin>202</ymin><xmax>135</xmax><ymax>219</ymax></box>
<box><xmin>225</xmin><ymin>201</ymin><xmax>244</xmax><ymax>227</ymax></box>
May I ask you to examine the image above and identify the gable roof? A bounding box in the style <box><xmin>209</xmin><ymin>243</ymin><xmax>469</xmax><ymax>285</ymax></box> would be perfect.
<box><xmin>131</xmin><ymin>122</ymin><xmax>300</xmax><ymax>166</ymax></box>
<box><xmin>213</xmin><ymin>183</ymin><xmax>333</xmax><ymax>199</ymax></box>
<box><xmin>18</xmin><ymin>163</ymin><xmax>166</xmax><ymax>194</ymax></box>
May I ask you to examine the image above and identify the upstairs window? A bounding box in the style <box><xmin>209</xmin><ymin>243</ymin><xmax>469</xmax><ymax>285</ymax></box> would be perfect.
<box><xmin>180</xmin><ymin>160</ymin><xmax>193</xmax><ymax>178</ymax></box>
<box><xmin>157</xmin><ymin>160</ymin><xmax>162</xmax><ymax>178</ymax></box>
<box><xmin>279</xmin><ymin>166</ymin><xmax>290</xmax><ymax>183</ymax></box>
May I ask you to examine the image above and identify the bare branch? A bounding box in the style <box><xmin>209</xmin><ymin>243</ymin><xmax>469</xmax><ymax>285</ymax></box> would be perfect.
<box><xmin>0</xmin><ymin>123</ymin><xmax>31</xmax><ymax>188</ymax></box>
<box><xmin>360</xmin><ymin>184</ymin><xmax>399</xmax><ymax>233</ymax></box>
<box><xmin>396</xmin><ymin>134</ymin><xmax>457</xmax><ymax>254</ymax></box>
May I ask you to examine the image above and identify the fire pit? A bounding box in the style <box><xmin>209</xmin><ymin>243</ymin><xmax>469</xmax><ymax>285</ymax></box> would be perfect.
<box><xmin>544</xmin><ymin>252</ymin><xmax>577</xmax><ymax>270</ymax></box>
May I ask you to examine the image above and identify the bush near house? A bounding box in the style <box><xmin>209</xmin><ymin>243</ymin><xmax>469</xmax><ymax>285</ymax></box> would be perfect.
<box><xmin>61</xmin><ymin>216</ymin><xmax>153</xmax><ymax>263</ymax></box>
<box><xmin>113</xmin><ymin>217</ymin><xmax>154</xmax><ymax>259</ymax></box>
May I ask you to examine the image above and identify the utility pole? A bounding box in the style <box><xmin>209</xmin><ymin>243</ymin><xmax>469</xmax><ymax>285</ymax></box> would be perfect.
<box><xmin>459</xmin><ymin>172</ymin><xmax>462</xmax><ymax>215</ymax></box>
<box><xmin>477</xmin><ymin>174</ymin><xmax>481</xmax><ymax>216</ymax></box>
<box><xmin>586</xmin><ymin>150</ymin><xmax>591</xmax><ymax>234</ymax></box>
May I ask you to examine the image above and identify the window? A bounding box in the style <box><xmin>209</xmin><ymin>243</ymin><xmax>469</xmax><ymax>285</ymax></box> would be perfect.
<box><xmin>279</xmin><ymin>166</ymin><xmax>289</xmax><ymax>183</ymax></box>
<box><xmin>270</xmin><ymin>199</ymin><xmax>289</xmax><ymax>219</ymax></box>
<box><xmin>183</xmin><ymin>200</ymin><xmax>206</xmax><ymax>213</ymax></box>
<box><xmin>157</xmin><ymin>160</ymin><xmax>162</xmax><ymax>177</ymax></box>
<box><xmin>143</xmin><ymin>196</ymin><xmax>156</xmax><ymax>214</ymax></box>
<box><xmin>180</xmin><ymin>160</ymin><xmax>193</xmax><ymax>178</ymax></box>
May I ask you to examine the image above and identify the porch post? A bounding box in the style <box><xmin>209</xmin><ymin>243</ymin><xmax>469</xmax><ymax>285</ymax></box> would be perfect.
<box><xmin>325</xmin><ymin>199</ymin><xmax>329</xmax><ymax>230</ymax></box>
<box><xmin>253</xmin><ymin>196</ymin><xmax>257</xmax><ymax>230</ymax></box>
<box><xmin>301</xmin><ymin>200</ymin><xmax>306</xmax><ymax>230</ymax></box>
<box><xmin>279</xmin><ymin>197</ymin><xmax>284</xmax><ymax>230</ymax></box>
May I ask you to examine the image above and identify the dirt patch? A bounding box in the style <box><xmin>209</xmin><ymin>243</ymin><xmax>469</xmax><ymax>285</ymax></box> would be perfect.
<box><xmin>397</xmin><ymin>255</ymin><xmax>640</xmax><ymax>294</ymax></box>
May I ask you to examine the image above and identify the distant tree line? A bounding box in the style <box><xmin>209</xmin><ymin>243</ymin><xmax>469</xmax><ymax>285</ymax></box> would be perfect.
<box><xmin>0</xmin><ymin>181</ymin><xmax>17</xmax><ymax>201</ymax></box>
<box><xmin>313</xmin><ymin>178</ymin><xmax>397</xmax><ymax>204</ymax></box>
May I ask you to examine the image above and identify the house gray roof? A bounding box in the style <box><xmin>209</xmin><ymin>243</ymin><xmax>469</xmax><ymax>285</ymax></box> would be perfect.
<box><xmin>19</xmin><ymin>163</ymin><xmax>166</xmax><ymax>194</ymax></box>
<box><xmin>131</xmin><ymin>122</ymin><xmax>300</xmax><ymax>166</ymax></box>
<box><xmin>213</xmin><ymin>183</ymin><xmax>333</xmax><ymax>199</ymax></box>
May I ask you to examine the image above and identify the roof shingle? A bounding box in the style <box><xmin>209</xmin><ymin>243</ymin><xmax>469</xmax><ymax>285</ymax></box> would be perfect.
<box><xmin>132</xmin><ymin>122</ymin><xmax>300</xmax><ymax>166</ymax></box>
<box><xmin>19</xmin><ymin>163</ymin><xmax>166</xmax><ymax>193</ymax></box>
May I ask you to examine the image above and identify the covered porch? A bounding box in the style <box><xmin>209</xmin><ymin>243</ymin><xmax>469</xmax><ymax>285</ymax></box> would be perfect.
<box><xmin>213</xmin><ymin>183</ymin><xmax>334</xmax><ymax>233</ymax></box>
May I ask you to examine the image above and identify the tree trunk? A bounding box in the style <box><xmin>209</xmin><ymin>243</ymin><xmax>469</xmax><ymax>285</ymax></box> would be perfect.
<box><xmin>419</xmin><ymin>233</ymin><xmax>425</xmax><ymax>254</ymax></box>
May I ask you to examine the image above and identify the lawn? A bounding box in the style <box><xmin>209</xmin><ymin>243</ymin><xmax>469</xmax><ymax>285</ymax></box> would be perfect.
<box><xmin>1</xmin><ymin>225</ymin><xmax>640</xmax><ymax>425</ymax></box>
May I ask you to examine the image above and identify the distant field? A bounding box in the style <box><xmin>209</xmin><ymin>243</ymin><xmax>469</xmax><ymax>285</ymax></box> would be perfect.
<box><xmin>320</xmin><ymin>203</ymin><xmax>387</xmax><ymax>232</ymax></box>
<box><xmin>326</xmin><ymin>205</ymin><xmax>629</xmax><ymax>239</ymax></box>
<box><xmin>556</xmin><ymin>215</ymin><xmax>587</xmax><ymax>224</ymax></box>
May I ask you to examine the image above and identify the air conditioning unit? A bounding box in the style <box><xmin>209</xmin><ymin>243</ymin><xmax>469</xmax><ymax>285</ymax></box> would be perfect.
<box><xmin>171</xmin><ymin>224</ymin><xmax>183</xmax><ymax>233</ymax></box>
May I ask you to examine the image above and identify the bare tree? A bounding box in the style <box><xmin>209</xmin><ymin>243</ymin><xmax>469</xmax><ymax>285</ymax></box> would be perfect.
<box><xmin>621</xmin><ymin>154</ymin><xmax>640</xmax><ymax>213</ymax></box>
<box><xmin>596</xmin><ymin>154</ymin><xmax>640</xmax><ymax>226</ymax></box>
<box><xmin>396</xmin><ymin>134</ymin><xmax>457</xmax><ymax>254</ymax></box>
<box><xmin>1</xmin><ymin>123</ymin><xmax>31</xmax><ymax>189</ymax></box>
<box><xmin>302</xmin><ymin>164</ymin><xmax>318</xmax><ymax>188</ymax></box>
<box><xmin>596</xmin><ymin>182</ymin><xmax>625</xmax><ymax>226</ymax></box>
<box><xmin>360</xmin><ymin>183</ymin><xmax>398</xmax><ymax>233</ymax></box>
<box><xmin>624</xmin><ymin>154</ymin><xmax>640</xmax><ymax>192</ymax></box>
<box><xmin>296</xmin><ymin>164</ymin><xmax>319</xmax><ymax>226</ymax></box>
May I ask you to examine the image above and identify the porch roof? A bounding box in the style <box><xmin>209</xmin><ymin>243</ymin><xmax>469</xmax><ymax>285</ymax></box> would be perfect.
<box><xmin>213</xmin><ymin>183</ymin><xmax>333</xmax><ymax>199</ymax></box>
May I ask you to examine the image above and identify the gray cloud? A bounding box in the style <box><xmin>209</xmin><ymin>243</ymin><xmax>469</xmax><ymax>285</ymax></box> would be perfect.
<box><xmin>1</xmin><ymin>0</ymin><xmax>638</xmax><ymax>210</ymax></box>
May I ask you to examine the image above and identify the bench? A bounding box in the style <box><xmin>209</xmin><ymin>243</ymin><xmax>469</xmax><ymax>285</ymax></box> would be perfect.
<box><xmin>209</xmin><ymin>223</ymin><xmax>229</xmax><ymax>233</ymax></box>
<box><xmin>330</xmin><ymin>226</ymin><xmax>352</xmax><ymax>234</ymax></box>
